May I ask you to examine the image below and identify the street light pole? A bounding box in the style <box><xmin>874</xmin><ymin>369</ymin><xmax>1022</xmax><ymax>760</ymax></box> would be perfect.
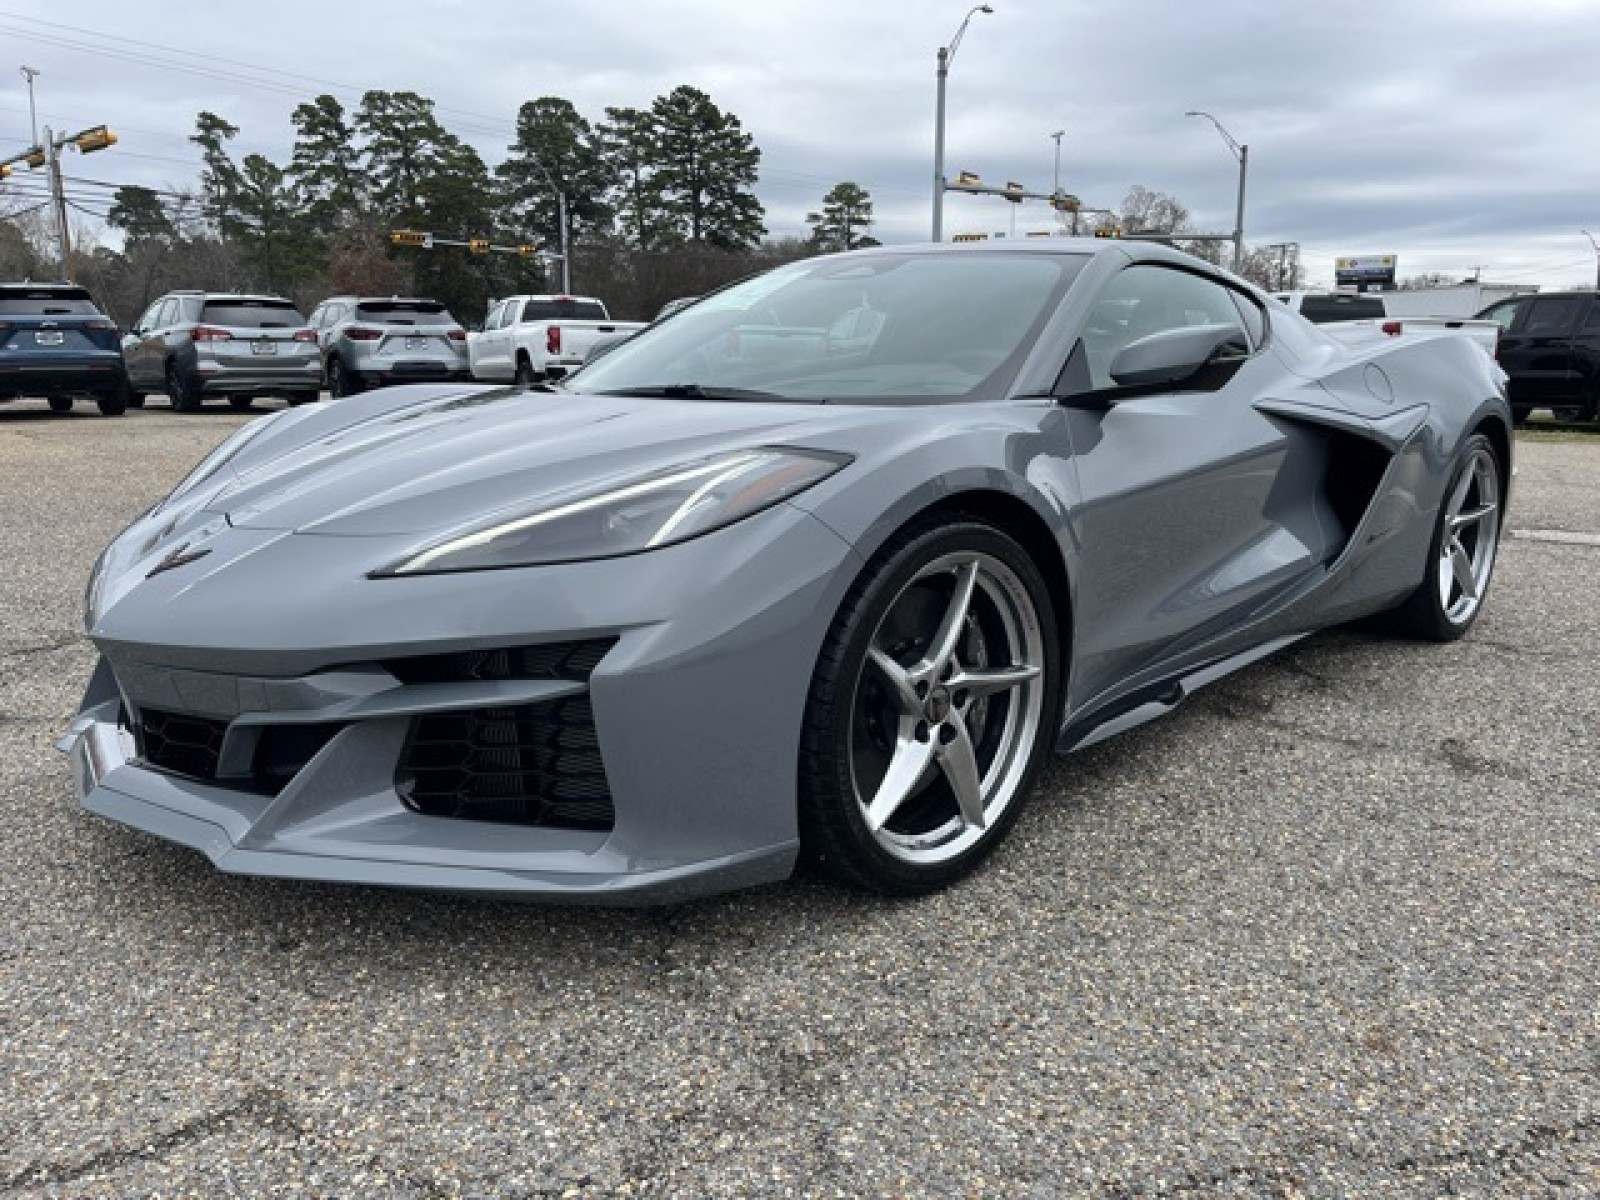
<box><xmin>1186</xmin><ymin>110</ymin><xmax>1248</xmax><ymax>272</ymax></box>
<box><xmin>21</xmin><ymin>65</ymin><xmax>40</xmax><ymax>147</ymax></box>
<box><xmin>1583</xmin><ymin>229</ymin><xmax>1600</xmax><ymax>290</ymax></box>
<box><xmin>931</xmin><ymin>4</ymin><xmax>993</xmax><ymax>243</ymax></box>
<box><xmin>523</xmin><ymin>158</ymin><xmax>572</xmax><ymax>293</ymax></box>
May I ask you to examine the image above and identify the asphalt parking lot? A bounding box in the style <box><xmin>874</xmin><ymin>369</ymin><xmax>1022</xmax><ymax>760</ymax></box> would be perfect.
<box><xmin>2</xmin><ymin>404</ymin><xmax>1597</xmax><ymax>1197</ymax></box>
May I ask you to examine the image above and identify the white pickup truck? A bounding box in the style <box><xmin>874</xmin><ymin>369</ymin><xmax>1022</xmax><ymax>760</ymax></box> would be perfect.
<box><xmin>468</xmin><ymin>295</ymin><xmax>645</xmax><ymax>383</ymax></box>
<box><xmin>1273</xmin><ymin>290</ymin><xmax>1500</xmax><ymax>358</ymax></box>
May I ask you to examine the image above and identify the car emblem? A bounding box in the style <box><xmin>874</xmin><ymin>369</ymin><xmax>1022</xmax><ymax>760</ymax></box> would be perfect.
<box><xmin>147</xmin><ymin>544</ymin><xmax>213</xmax><ymax>577</ymax></box>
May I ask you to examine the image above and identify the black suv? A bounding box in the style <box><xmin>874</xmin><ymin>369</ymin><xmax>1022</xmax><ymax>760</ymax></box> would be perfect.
<box><xmin>1476</xmin><ymin>291</ymin><xmax>1600</xmax><ymax>422</ymax></box>
<box><xmin>0</xmin><ymin>283</ymin><xmax>130</xmax><ymax>416</ymax></box>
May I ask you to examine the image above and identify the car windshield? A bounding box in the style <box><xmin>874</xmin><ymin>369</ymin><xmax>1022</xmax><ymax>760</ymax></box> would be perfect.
<box><xmin>566</xmin><ymin>251</ymin><xmax>1088</xmax><ymax>403</ymax></box>
<box><xmin>355</xmin><ymin>301</ymin><xmax>454</xmax><ymax>325</ymax></box>
<box><xmin>0</xmin><ymin>287</ymin><xmax>101</xmax><ymax>315</ymax></box>
<box><xmin>201</xmin><ymin>300</ymin><xmax>307</xmax><ymax>328</ymax></box>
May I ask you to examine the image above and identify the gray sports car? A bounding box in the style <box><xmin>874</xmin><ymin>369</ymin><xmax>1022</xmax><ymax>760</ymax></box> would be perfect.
<box><xmin>62</xmin><ymin>241</ymin><xmax>1510</xmax><ymax>902</ymax></box>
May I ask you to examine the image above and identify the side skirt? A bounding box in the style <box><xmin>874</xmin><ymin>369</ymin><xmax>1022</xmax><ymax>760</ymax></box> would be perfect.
<box><xmin>1058</xmin><ymin>633</ymin><xmax>1309</xmax><ymax>754</ymax></box>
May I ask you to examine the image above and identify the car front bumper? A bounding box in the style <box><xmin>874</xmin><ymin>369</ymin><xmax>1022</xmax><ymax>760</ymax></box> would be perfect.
<box><xmin>62</xmin><ymin>504</ymin><xmax>860</xmax><ymax>903</ymax></box>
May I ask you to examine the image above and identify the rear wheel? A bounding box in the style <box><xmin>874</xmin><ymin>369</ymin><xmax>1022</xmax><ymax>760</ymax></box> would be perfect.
<box><xmin>799</xmin><ymin>519</ymin><xmax>1061</xmax><ymax>895</ymax></box>
<box><xmin>1388</xmin><ymin>433</ymin><xmax>1502</xmax><ymax>641</ymax></box>
<box><xmin>514</xmin><ymin>356</ymin><xmax>538</xmax><ymax>387</ymax></box>
<box><xmin>96</xmin><ymin>379</ymin><xmax>129</xmax><ymax>416</ymax></box>
<box><xmin>166</xmin><ymin>361</ymin><xmax>202</xmax><ymax>412</ymax></box>
<box><xmin>47</xmin><ymin>396</ymin><xmax>73</xmax><ymax>413</ymax></box>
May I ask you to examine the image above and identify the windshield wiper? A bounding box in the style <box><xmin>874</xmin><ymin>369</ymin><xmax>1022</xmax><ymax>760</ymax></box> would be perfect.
<box><xmin>597</xmin><ymin>383</ymin><xmax>779</xmax><ymax>400</ymax></box>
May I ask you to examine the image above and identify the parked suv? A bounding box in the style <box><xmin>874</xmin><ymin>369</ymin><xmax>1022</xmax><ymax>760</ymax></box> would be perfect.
<box><xmin>0</xmin><ymin>283</ymin><xmax>129</xmax><ymax>416</ymax></box>
<box><xmin>307</xmin><ymin>296</ymin><xmax>470</xmax><ymax>397</ymax></box>
<box><xmin>123</xmin><ymin>291</ymin><xmax>322</xmax><ymax>412</ymax></box>
<box><xmin>1476</xmin><ymin>290</ymin><xmax>1600</xmax><ymax>422</ymax></box>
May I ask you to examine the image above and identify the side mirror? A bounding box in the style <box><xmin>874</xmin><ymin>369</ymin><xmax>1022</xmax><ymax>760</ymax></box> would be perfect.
<box><xmin>1108</xmin><ymin>323</ymin><xmax>1249</xmax><ymax>388</ymax></box>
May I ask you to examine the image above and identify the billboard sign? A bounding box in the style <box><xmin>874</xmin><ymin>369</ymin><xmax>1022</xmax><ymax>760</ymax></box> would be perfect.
<box><xmin>1335</xmin><ymin>254</ymin><xmax>1398</xmax><ymax>290</ymax></box>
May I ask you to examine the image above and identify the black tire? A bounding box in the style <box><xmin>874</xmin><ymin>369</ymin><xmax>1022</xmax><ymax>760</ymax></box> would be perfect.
<box><xmin>228</xmin><ymin>396</ymin><xmax>254</xmax><ymax>411</ymax></box>
<box><xmin>96</xmin><ymin>379</ymin><xmax>129</xmax><ymax>416</ymax></box>
<box><xmin>328</xmin><ymin>357</ymin><xmax>361</xmax><ymax>398</ymax></box>
<box><xmin>286</xmin><ymin>391</ymin><xmax>319</xmax><ymax>407</ymax></box>
<box><xmin>166</xmin><ymin>361</ymin><xmax>202</xmax><ymax>412</ymax></box>
<box><xmin>514</xmin><ymin>356</ymin><xmax>538</xmax><ymax>387</ymax></box>
<box><xmin>799</xmin><ymin>518</ymin><xmax>1061</xmax><ymax>895</ymax></box>
<box><xmin>1387</xmin><ymin>433</ymin><xmax>1502</xmax><ymax>642</ymax></box>
<box><xmin>47</xmin><ymin>396</ymin><xmax>73</xmax><ymax>413</ymax></box>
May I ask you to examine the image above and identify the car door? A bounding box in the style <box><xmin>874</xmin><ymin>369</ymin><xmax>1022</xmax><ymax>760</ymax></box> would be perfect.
<box><xmin>125</xmin><ymin>299</ymin><xmax>171</xmax><ymax>391</ymax></box>
<box><xmin>1491</xmin><ymin>294</ymin><xmax>1586</xmax><ymax>409</ymax></box>
<box><xmin>1056</xmin><ymin>263</ymin><xmax>1335</xmax><ymax>711</ymax></box>
<box><xmin>468</xmin><ymin>301</ymin><xmax>500</xmax><ymax>379</ymax></box>
<box><xmin>480</xmin><ymin>300</ymin><xmax>517</xmax><ymax>380</ymax></box>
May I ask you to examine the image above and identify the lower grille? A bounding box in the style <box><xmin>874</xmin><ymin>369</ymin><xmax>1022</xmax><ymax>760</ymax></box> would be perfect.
<box><xmin>137</xmin><ymin>709</ymin><xmax>228</xmax><ymax>781</ymax></box>
<box><xmin>135</xmin><ymin>708</ymin><xmax>342</xmax><ymax>794</ymax></box>
<box><xmin>397</xmin><ymin>697</ymin><xmax>613</xmax><ymax>830</ymax></box>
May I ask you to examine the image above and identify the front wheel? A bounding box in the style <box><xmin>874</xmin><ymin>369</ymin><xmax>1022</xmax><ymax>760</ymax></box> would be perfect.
<box><xmin>1388</xmin><ymin>433</ymin><xmax>1503</xmax><ymax>641</ymax></box>
<box><xmin>799</xmin><ymin>519</ymin><xmax>1061</xmax><ymax>895</ymax></box>
<box><xmin>166</xmin><ymin>362</ymin><xmax>202</xmax><ymax>412</ymax></box>
<box><xmin>328</xmin><ymin>357</ymin><xmax>361</xmax><ymax>398</ymax></box>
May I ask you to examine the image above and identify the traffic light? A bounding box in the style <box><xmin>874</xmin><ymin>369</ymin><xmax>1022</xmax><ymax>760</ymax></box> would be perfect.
<box><xmin>953</xmin><ymin>171</ymin><xmax>981</xmax><ymax>186</ymax></box>
<box><xmin>23</xmin><ymin>146</ymin><xmax>45</xmax><ymax>169</ymax></box>
<box><xmin>72</xmin><ymin>126</ymin><xmax>117</xmax><ymax>154</ymax></box>
<box><xmin>0</xmin><ymin>163</ymin><xmax>10</xmax><ymax>180</ymax></box>
<box><xmin>390</xmin><ymin>230</ymin><xmax>431</xmax><ymax>247</ymax></box>
<box><xmin>1003</xmin><ymin>182</ymin><xmax>1024</xmax><ymax>203</ymax></box>
<box><xmin>1093</xmin><ymin>227</ymin><xmax>1123</xmax><ymax>239</ymax></box>
<box><xmin>516</xmin><ymin>244</ymin><xmax>537</xmax><ymax>257</ymax></box>
<box><xmin>468</xmin><ymin>238</ymin><xmax>490</xmax><ymax>255</ymax></box>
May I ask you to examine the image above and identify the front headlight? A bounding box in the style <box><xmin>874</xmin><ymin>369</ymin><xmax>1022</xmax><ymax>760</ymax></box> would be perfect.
<box><xmin>377</xmin><ymin>447</ymin><xmax>850</xmax><ymax>576</ymax></box>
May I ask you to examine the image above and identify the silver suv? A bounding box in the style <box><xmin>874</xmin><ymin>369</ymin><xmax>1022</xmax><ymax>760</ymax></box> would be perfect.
<box><xmin>123</xmin><ymin>291</ymin><xmax>322</xmax><ymax>411</ymax></box>
<box><xmin>308</xmin><ymin>296</ymin><xmax>471</xmax><ymax>398</ymax></box>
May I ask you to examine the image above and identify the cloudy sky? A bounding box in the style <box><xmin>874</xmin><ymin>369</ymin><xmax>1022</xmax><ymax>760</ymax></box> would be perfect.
<box><xmin>3</xmin><ymin>0</ymin><xmax>1599</xmax><ymax>289</ymax></box>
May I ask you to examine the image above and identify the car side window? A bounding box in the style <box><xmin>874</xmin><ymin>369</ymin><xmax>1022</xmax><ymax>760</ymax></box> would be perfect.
<box><xmin>1078</xmin><ymin>264</ymin><xmax>1251</xmax><ymax>392</ymax></box>
<box><xmin>153</xmin><ymin>299</ymin><xmax>177</xmax><ymax>330</ymax></box>
<box><xmin>1478</xmin><ymin>299</ymin><xmax>1525</xmax><ymax>332</ymax></box>
<box><xmin>1525</xmin><ymin>295</ymin><xmax>1586</xmax><ymax>337</ymax></box>
<box><xmin>134</xmin><ymin>301</ymin><xmax>163</xmax><ymax>333</ymax></box>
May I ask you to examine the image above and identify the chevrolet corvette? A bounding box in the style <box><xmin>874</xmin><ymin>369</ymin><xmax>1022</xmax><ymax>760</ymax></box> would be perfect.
<box><xmin>62</xmin><ymin>241</ymin><xmax>1510</xmax><ymax>902</ymax></box>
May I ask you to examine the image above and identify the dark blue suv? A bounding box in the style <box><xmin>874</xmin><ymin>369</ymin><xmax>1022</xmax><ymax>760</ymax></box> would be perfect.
<box><xmin>0</xmin><ymin>283</ymin><xmax>129</xmax><ymax>416</ymax></box>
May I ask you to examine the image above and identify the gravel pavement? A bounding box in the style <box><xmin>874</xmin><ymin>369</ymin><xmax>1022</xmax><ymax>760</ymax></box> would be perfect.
<box><xmin>2</xmin><ymin>404</ymin><xmax>1597</xmax><ymax>1197</ymax></box>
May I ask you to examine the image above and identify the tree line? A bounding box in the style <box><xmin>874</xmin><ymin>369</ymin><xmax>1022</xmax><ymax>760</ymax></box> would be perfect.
<box><xmin>0</xmin><ymin>79</ymin><xmax>1304</xmax><ymax>325</ymax></box>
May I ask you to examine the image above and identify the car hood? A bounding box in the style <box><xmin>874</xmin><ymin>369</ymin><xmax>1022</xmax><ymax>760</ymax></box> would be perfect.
<box><xmin>203</xmin><ymin>383</ymin><xmax>871</xmax><ymax>537</ymax></box>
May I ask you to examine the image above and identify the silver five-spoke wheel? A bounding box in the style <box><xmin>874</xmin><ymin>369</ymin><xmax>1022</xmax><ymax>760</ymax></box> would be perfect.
<box><xmin>801</xmin><ymin>520</ymin><xmax>1060</xmax><ymax>894</ymax></box>
<box><xmin>1436</xmin><ymin>442</ymin><xmax>1500</xmax><ymax>627</ymax></box>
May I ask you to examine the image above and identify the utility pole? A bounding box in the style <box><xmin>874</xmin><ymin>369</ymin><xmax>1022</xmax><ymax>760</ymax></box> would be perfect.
<box><xmin>45</xmin><ymin>127</ymin><xmax>72</xmax><ymax>279</ymax></box>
